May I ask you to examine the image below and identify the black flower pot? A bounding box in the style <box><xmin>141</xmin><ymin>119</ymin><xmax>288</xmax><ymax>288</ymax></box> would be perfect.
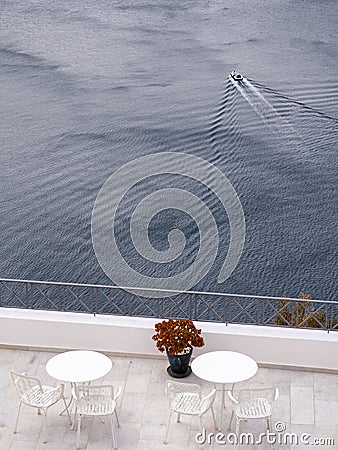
<box><xmin>166</xmin><ymin>345</ymin><xmax>192</xmax><ymax>378</ymax></box>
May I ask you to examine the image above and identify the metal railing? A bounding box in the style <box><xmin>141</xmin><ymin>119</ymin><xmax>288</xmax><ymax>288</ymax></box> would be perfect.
<box><xmin>0</xmin><ymin>278</ymin><xmax>337</xmax><ymax>331</ymax></box>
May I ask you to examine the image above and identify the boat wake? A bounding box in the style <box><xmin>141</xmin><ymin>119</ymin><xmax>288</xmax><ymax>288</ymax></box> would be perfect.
<box><xmin>251</xmin><ymin>80</ymin><xmax>338</xmax><ymax>124</ymax></box>
<box><xmin>229</xmin><ymin>76</ymin><xmax>303</xmax><ymax>142</ymax></box>
<box><xmin>227</xmin><ymin>74</ymin><xmax>338</xmax><ymax>164</ymax></box>
<box><xmin>206</xmin><ymin>77</ymin><xmax>244</xmax><ymax>167</ymax></box>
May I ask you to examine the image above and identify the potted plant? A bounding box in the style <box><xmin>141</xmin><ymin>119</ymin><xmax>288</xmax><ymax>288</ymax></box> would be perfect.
<box><xmin>152</xmin><ymin>318</ymin><xmax>205</xmax><ymax>378</ymax></box>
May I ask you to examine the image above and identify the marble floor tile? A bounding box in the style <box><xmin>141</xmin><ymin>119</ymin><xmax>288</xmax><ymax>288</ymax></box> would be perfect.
<box><xmin>290</xmin><ymin>386</ymin><xmax>314</xmax><ymax>425</ymax></box>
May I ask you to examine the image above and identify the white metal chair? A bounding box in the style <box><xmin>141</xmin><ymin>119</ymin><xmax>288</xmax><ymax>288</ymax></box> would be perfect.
<box><xmin>10</xmin><ymin>370</ymin><xmax>72</xmax><ymax>444</ymax></box>
<box><xmin>227</xmin><ymin>387</ymin><xmax>279</xmax><ymax>438</ymax></box>
<box><xmin>72</xmin><ymin>384</ymin><xmax>122</xmax><ymax>450</ymax></box>
<box><xmin>164</xmin><ymin>380</ymin><xmax>217</xmax><ymax>445</ymax></box>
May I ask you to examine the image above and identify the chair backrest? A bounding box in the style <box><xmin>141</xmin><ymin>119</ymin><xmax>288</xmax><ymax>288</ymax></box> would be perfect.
<box><xmin>113</xmin><ymin>386</ymin><xmax>122</xmax><ymax>403</ymax></box>
<box><xmin>73</xmin><ymin>384</ymin><xmax>120</xmax><ymax>402</ymax></box>
<box><xmin>200</xmin><ymin>388</ymin><xmax>217</xmax><ymax>413</ymax></box>
<box><xmin>10</xmin><ymin>370</ymin><xmax>42</xmax><ymax>399</ymax></box>
<box><xmin>237</xmin><ymin>387</ymin><xmax>279</xmax><ymax>405</ymax></box>
<box><xmin>165</xmin><ymin>380</ymin><xmax>201</xmax><ymax>403</ymax></box>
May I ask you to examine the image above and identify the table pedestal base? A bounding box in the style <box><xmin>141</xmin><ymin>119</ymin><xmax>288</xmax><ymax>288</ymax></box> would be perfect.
<box><xmin>167</xmin><ymin>366</ymin><xmax>192</xmax><ymax>378</ymax></box>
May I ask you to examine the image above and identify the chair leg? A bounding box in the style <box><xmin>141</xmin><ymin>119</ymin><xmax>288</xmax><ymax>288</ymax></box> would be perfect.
<box><xmin>235</xmin><ymin>419</ymin><xmax>240</xmax><ymax>450</ymax></box>
<box><xmin>228</xmin><ymin>410</ymin><xmax>234</xmax><ymax>431</ymax></box>
<box><xmin>72</xmin><ymin>405</ymin><xmax>77</xmax><ymax>431</ymax></box>
<box><xmin>42</xmin><ymin>409</ymin><xmax>47</xmax><ymax>444</ymax></box>
<box><xmin>199</xmin><ymin>416</ymin><xmax>203</xmax><ymax>437</ymax></box>
<box><xmin>210</xmin><ymin>406</ymin><xmax>218</xmax><ymax>430</ymax></box>
<box><xmin>267</xmin><ymin>417</ymin><xmax>274</xmax><ymax>450</ymax></box>
<box><xmin>110</xmin><ymin>415</ymin><xmax>117</xmax><ymax>450</ymax></box>
<box><xmin>13</xmin><ymin>402</ymin><xmax>22</xmax><ymax>434</ymax></box>
<box><xmin>176</xmin><ymin>413</ymin><xmax>180</xmax><ymax>423</ymax></box>
<box><xmin>267</xmin><ymin>416</ymin><xmax>272</xmax><ymax>431</ymax></box>
<box><xmin>197</xmin><ymin>416</ymin><xmax>205</xmax><ymax>450</ymax></box>
<box><xmin>114</xmin><ymin>409</ymin><xmax>120</xmax><ymax>428</ymax></box>
<box><xmin>163</xmin><ymin>411</ymin><xmax>173</xmax><ymax>444</ymax></box>
<box><xmin>76</xmin><ymin>415</ymin><xmax>82</xmax><ymax>450</ymax></box>
<box><xmin>62</xmin><ymin>394</ymin><xmax>72</xmax><ymax>427</ymax></box>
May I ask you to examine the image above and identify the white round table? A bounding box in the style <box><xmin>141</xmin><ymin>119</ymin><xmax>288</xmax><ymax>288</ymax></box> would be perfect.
<box><xmin>191</xmin><ymin>351</ymin><xmax>258</xmax><ymax>427</ymax></box>
<box><xmin>46</xmin><ymin>350</ymin><xmax>112</xmax><ymax>424</ymax></box>
<box><xmin>46</xmin><ymin>350</ymin><xmax>112</xmax><ymax>383</ymax></box>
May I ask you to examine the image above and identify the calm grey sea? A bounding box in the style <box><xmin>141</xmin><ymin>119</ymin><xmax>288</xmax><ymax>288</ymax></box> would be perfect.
<box><xmin>0</xmin><ymin>0</ymin><xmax>337</xmax><ymax>300</ymax></box>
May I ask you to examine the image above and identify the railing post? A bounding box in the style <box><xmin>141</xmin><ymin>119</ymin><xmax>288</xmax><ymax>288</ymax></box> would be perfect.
<box><xmin>63</xmin><ymin>285</ymin><xmax>66</xmax><ymax>312</ymax></box>
<box><xmin>189</xmin><ymin>293</ymin><xmax>193</xmax><ymax>321</ymax></box>
<box><xmin>29</xmin><ymin>282</ymin><xmax>34</xmax><ymax>309</ymax></box>
<box><xmin>223</xmin><ymin>295</ymin><xmax>226</xmax><ymax>324</ymax></box>
<box><xmin>158</xmin><ymin>295</ymin><xmax>163</xmax><ymax>319</ymax></box>
<box><xmin>228</xmin><ymin>296</ymin><xmax>232</xmax><ymax>324</ymax></box>
<box><xmin>57</xmin><ymin>285</ymin><xmax>61</xmax><ymax>311</ymax></box>
<box><xmin>26</xmin><ymin>282</ymin><xmax>29</xmax><ymax>309</ymax></box>
<box><xmin>127</xmin><ymin>291</ymin><xmax>132</xmax><ymax>316</ymax></box>
<box><xmin>94</xmin><ymin>287</ymin><xmax>98</xmax><ymax>317</ymax></box>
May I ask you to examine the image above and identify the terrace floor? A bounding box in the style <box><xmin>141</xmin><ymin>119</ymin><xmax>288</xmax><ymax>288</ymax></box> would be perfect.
<box><xmin>0</xmin><ymin>347</ymin><xmax>337</xmax><ymax>450</ymax></box>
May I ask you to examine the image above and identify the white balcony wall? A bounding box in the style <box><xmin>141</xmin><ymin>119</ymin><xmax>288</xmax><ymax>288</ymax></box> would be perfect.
<box><xmin>0</xmin><ymin>308</ymin><xmax>337</xmax><ymax>371</ymax></box>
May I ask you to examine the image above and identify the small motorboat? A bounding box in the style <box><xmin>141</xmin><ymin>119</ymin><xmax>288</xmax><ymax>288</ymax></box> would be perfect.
<box><xmin>230</xmin><ymin>70</ymin><xmax>243</xmax><ymax>81</ymax></box>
